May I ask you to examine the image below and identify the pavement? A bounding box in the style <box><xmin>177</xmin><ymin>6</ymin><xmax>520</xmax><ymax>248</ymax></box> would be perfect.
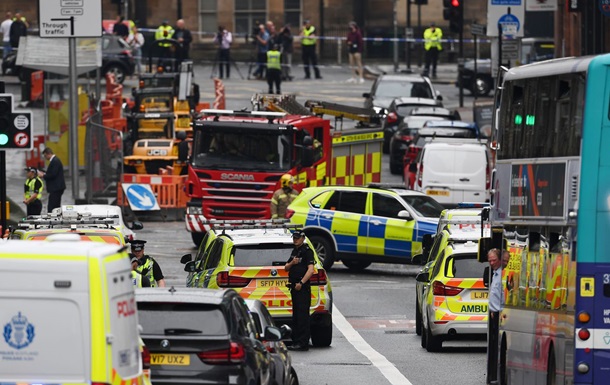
<box><xmin>0</xmin><ymin>61</ymin><xmax>465</xmax><ymax>220</ymax></box>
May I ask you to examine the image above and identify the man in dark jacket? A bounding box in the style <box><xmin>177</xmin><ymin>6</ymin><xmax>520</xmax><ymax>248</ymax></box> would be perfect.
<box><xmin>39</xmin><ymin>147</ymin><xmax>66</xmax><ymax>213</ymax></box>
<box><xmin>9</xmin><ymin>12</ymin><xmax>27</xmax><ymax>48</ymax></box>
<box><xmin>174</xmin><ymin>19</ymin><xmax>193</xmax><ymax>63</ymax></box>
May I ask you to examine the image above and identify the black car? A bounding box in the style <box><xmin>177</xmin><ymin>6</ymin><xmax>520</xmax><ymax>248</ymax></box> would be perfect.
<box><xmin>246</xmin><ymin>300</ymin><xmax>299</xmax><ymax>385</ymax></box>
<box><xmin>381</xmin><ymin>97</ymin><xmax>442</xmax><ymax>153</ymax></box>
<box><xmin>1</xmin><ymin>34</ymin><xmax>134</xmax><ymax>84</ymax></box>
<box><xmin>388</xmin><ymin>109</ymin><xmax>456</xmax><ymax>174</ymax></box>
<box><xmin>457</xmin><ymin>59</ymin><xmax>494</xmax><ymax>97</ymax></box>
<box><xmin>101</xmin><ymin>34</ymin><xmax>136</xmax><ymax>83</ymax></box>
<box><xmin>136</xmin><ymin>287</ymin><xmax>281</xmax><ymax>385</ymax></box>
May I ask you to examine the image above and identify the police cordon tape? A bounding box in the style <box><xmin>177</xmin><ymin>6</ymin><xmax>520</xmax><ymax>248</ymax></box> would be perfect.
<box><xmin>138</xmin><ymin>27</ymin><xmax>491</xmax><ymax>44</ymax></box>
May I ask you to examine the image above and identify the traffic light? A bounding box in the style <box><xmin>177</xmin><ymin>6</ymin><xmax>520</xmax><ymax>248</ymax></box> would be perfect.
<box><xmin>0</xmin><ymin>94</ymin><xmax>33</xmax><ymax>150</ymax></box>
<box><xmin>443</xmin><ymin>0</ymin><xmax>463</xmax><ymax>34</ymax></box>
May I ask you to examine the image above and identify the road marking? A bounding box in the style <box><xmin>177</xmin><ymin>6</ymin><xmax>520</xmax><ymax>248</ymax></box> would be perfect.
<box><xmin>333</xmin><ymin>304</ymin><xmax>414</xmax><ymax>385</ymax></box>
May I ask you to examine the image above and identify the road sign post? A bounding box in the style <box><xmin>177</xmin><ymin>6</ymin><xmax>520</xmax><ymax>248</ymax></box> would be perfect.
<box><xmin>38</xmin><ymin>0</ymin><xmax>102</xmax><ymax>203</ymax></box>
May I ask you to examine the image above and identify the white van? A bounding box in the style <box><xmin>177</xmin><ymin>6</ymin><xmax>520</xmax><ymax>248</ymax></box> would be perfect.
<box><xmin>413</xmin><ymin>141</ymin><xmax>490</xmax><ymax>206</ymax></box>
<box><xmin>0</xmin><ymin>240</ymin><xmax>149</xmax><ymax>385</ymax></box>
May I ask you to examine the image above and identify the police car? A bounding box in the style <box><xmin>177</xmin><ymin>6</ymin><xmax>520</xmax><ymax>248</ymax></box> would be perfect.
<box><xmin>287</xmin><ymin>185</ymin><xmax>443</xmax><ymax>270</ymax></box>
<box><xmin>180</xmin><ymin>220</ymin><xmax>333</xmax><ymax>347</ymax></box>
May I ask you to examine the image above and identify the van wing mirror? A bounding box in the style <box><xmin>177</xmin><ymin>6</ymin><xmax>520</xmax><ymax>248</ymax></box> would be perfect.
<box><xmin>180</xmin><ymin>253</ymin><xmax>193</xmax><ymax>264</ymax></box>
<box><xmin>477</xmin><ymin>238</ymin><xmax>492</xmax><ymax>263</ymax></box>
<box><xmin>130</xmin><ymin>221</ymin><xmax>144</xmax><ymax>230</ymax></box>
<box><xmin>415</xmin><ymin>272</ymin><xmax>430</xmax><ymax>282</ymax></box>
<box><xmin>397</xmin><ymin>210</ymin><xmax>412</xmax><ymax>220</ymax></box>
<box><xmin>184</xmin><ymin>260</ymin><xmax>196</xmax><ymax>272</ymax></box>
<box><xmin>412</xmin><ymin>253</ymin><xmax>424</xmax><ymax>265</ymax></box>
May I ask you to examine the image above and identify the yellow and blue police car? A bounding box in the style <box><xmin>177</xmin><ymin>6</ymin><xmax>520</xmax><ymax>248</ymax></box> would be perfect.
<box><xmin>287</xmin><ymin>185</ymin><xmax>443</xmax><ymax>270</ymax></box>
<box><xmin>180</xmin><ymin>220</ymin><xmax>333</xmax><ymax>347</ymax></box>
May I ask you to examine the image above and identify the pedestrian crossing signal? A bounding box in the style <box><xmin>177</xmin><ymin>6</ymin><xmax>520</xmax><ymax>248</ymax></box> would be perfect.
<box><xmin>0</xmin><ymin>94</ymin><xmax>33</xmax><ymax>151</ymax></box>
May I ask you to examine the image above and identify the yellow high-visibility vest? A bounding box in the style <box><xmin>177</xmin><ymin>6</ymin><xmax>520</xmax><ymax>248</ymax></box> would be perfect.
<box><xmin>267</xmin><ymin>50</ymin><xmax>281</xmax><ymax>70</ymax></box>
<box><xmin>302</xmin><ymin>26</ymin><xmax>316</xmax><ymax>46</ymax></box>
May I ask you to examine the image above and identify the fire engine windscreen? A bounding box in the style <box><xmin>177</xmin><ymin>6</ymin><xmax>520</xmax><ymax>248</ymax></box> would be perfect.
<box><xmin>192</xmin><ymin>124</ymin><xmax>293</xmax><ymax>171</ymax></box>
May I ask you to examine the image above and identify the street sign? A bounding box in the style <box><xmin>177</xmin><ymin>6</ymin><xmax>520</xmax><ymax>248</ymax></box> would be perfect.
<box><xmin>471</xmin><ymin>24</ymin><xmax>487</xmax><ymax>36</ymax></box>
<box><xmin>502</xmin><ymin>39</ymin><xmax>520</xmax><ymax>60</ymax></box>
<box><xmin>39</xmin><ymin>0</ymin><xmax>102</xmax><ymax>38</ymax></box>
<box><xmin>122</xmin><ymin>184</ymin><xmax>160</xmax><ymax>211</ymax></box>
<box><xmin>487</xmin><ymin>0</ymin><xmax>525</xmax><ymax>37</ymax></box>
<box><xmin>526</xmin><ymin>0</ymin><xmax>557</xmax><ymax>11</ymax></box>
<box><xmin>0</xmin><ymin>94</ymin><xmax>33</xmax><ymax>151</ymax></box>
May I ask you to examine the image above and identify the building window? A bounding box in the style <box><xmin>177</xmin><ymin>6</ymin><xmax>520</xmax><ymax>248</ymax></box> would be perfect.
<box><xmin>235</xmin><ymin>0</ymin><xmax>266</xmax><ymax>35</ymax></box>
<box><xmin>200</xmin><ymin>0</ymin><xmax>218</xmax><ymax>35</ymax></box>
<box><xmin>284</xmin><ymin>0</ymin><xmax>301</xmax><ymax>29</ymax></box>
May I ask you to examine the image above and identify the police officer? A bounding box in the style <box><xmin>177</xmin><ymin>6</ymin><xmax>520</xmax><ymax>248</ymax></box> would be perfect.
<box><xmin>271</xmin><ymin>174</ymin><xmax>299</xmax><ymax>219</ymax></box>
<box><xmin>155</xmin><ymin>20</ymin><xmax>175</xmax><ymax>69</ymax></box>
<box><xmin>423</xmin><ymin>22</ymin><xmax>442</xmax><ymax>78</ymax></box>
<box><xmin>130</xmin><ymin>240</ymin><xmax>166</xmax><ymax>287</ymax></box>
<box><xmin>300</xmin><ymin>19</ymin><xmax>322</xmax><ymax>79</ymax></box>
<box><xmin>23</xmin><ymin>167</ymin><xmax>43</xmax><ymax>216</ymax></box>
<box><xmin>131</xmin><ymin>256</ymin><xmax>151</xmax><ymax>288</ymax></box>
<box><xmin>285</xmin><ymin>230</ymin><xmax>314</xmax><ymax>351</ymax></box>
<box><xmin>266</xmin><ymin>43</ymin><xmax>282</xmax><ymax>94</ymax></box>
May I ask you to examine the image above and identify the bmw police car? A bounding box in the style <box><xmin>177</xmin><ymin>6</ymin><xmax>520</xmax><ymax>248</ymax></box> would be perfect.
<box><xmin>287</xmin><ymin>185</ymin><xmax>443</xmax><ymax>270</ymax></box>
<box><xmin>180</xmin><ymin>220</ymin><xmax>333</xmax><ymax>347</ymax></box>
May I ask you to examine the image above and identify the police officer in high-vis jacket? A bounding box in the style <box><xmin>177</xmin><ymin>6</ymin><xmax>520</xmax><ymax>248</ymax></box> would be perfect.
<box><xmin>131</xmin><ymin>256</ymin><xmax>151</xmax><ymax>288</ymax></box>
<box><xmin>23</xmin><ymin>166</ymin><xmax>43</xmax><ymax>216</ymax></box>
<box><xmin>285</xmin><ymin>230</ymin><xmax>315</xmax><ymax>351</ymax></box>
<box><xmin>131</xmin><ymin>240</ymin><xmax>165</xmax><ymax>287</ymax></box>
<box><xmin>266</xmin><ymin>43</ymin><xmax>282</xmax><ymax>94</ymax></box>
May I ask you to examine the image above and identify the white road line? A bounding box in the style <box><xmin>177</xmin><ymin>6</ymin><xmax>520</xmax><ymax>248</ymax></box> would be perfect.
<box><xmin>333</xmin><ymin>304</ymin><xmax>414</xmax><ymax>385</ymax></box>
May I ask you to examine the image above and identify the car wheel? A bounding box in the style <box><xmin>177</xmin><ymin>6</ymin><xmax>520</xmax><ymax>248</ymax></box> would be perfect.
<box><xmin>473</xmin><ymin>76</ymin><xmax>492</xmax><ymax>97</ymax></box>
<box><xmin>191</xmin><ymin>232</ymin><xmax>205</xmax><ymax>247</ymax></box>
<box><xmin>425</xmin><ymin>320</ymin><xmax>442</xmax><ymax>352</ymax></box>
<box><xmin>310</xmin><ymin>235</ymin><xmax>335</xmax><ymax>270</ymax></box>
<box><xmin>415</xmin><ymin>298</ymin><xmax>422</xmax><ymax>336</ymax></box>
<box><xmin>311</xmin><ymin>323</ymin><xmax>332</xmax><ymax>347</ymax></box>
<box><xmin>420</xmin><ymin>319</ymin><xmax>427</xmax><ymax>348</ymax></box>
<box><xmin>382</xmin><ymin>139</ymin><xmax>390</xmax><ymax>154</ymax></box>
<box><xmin>342</xmin><ymin>259</ymin><xmax>371</xmax><ymax>271</ymax></box>
<box><xmin>289</xmin><ymin>367</ymin><xmax>299</xmax><ymax>385</ymax></box>
<box><xmin>105</xmin><ymin>63</ymin><xmax>126</xmax><ymax>84</ymax></box>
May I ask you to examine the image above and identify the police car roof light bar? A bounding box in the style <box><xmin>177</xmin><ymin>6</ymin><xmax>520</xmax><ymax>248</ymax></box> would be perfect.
<box><xmin>367</xmin><ymin>183</ymin><xmax>410</xmax><ymax>190</ymax></box>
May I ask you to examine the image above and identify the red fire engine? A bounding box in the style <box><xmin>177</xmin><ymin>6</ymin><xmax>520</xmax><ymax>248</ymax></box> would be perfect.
<box><xmin>185</xmin><ymin>99</ymin><xmax>384</xmax><ymax>245</ymax></box>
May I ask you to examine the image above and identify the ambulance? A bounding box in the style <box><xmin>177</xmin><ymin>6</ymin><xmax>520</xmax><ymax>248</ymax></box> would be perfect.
<box><xmin>0</xmin><ymin>240</ymin><xmax>150</xmax><ymax>385</ymax></box>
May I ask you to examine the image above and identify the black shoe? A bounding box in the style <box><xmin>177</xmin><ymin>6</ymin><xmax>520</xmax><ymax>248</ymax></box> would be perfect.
<box><xmin>315</xmin><ymin>76</ymin><xmax>323</xmax><ymax>79</ymax></box>
<box><xmin>287</xmin><ymin>344</ymin><xmax>309</xmax><ymax>351</ymax></box>
<box><xmin>304</xmin><ymin>76</ymin><xmax>311</xmax><ymax>79</ymax></box>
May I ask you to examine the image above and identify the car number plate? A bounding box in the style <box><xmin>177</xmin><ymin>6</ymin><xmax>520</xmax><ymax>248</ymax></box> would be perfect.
<box><xmin>472</xmin><ymin>291</ymin><xmax>489</xmax><ymax>299</ymax></box>
<box><xmin>257</xmin><ymin>279</ymin><xmax>289</xmax><ymax>288</ymax></box>
<box><xmin>151</xmin><ymin>354</ymin><xmax>190</xmax><ymax>366</ymax></box>
<box><xmin>426</xmin><ymin>190</ymin><xmax>450</xmax><ymax>197</ymax></box>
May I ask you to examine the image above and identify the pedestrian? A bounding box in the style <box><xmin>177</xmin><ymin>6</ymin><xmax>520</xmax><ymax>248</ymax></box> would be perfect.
<box><xmin>8</xmin><ymin>11</ymin><xmax>27</xmax><ymax>49</ymax></box>
<box><xmin>23</xmin><ymin>167</ymin><xmax>43</xmax><ymax>216</ymax></box>
<box><xmin>130</xmin><ymin>240</ymin><xmax>166</xmax><ymax>287</ymax></box>
<box><xmin>346</xmin><ymin>21</ymin><xmax>364</xmax><ymax>83</ymax></box>
<box><xmin>284</xmin><ymin>230</ymin><xmax>315</xmax><ymax>351</ymax></box>
<box><xmin>174</xmin><ymin>19</ymin><xmax>193</xmax><ymax>62</ymax></box>
<box><xmin>215</xmin><ymin>25</ymin><xmax>232</xmax><ymax>79</ymax></box>
<box><xmin>266</xmin><ymin>20</ymin><xmax>278</xmax><ymax>48</ymax></box>
<box><xmin>279</xmin><ymin>24</ymin><xmax>294</xmax><ymax>81</ymax></box>
<box><xmin>1</xmin><ymin>12</ymin><xmax>12</xmax><ymax>60</ymax></box>
<box><xmin>300</xmin><ymin>19</ymin><xmax>322</xmax><ymax>79</ymax></box>
<box><xmin>270</xmin><ymin>174</ymin><xmax>299</xmax><ymax>219</ymax></box>
<box><xmin>113</xmin><ymin>15</ymin><xmax>129</xmax><ymax>39</ymax></box>
<box><xmin>126</xmin><ymin>25</ymin><xmax>145</xmax><ymax>75</ymax></box>
<box><xmin>131</xmin><ymin>255</ymin><xmax>151</xmax><ymax>288</ymax></box>
<box><xmin>39</xmin><ymin>147</ymin><xmax>66</xmax><ymax>213</ymax></box>
<box><xmin>486</xmin><ymin>248</ymin><xmax>504</xmax><ymax>384</ymax></box>
<box><xmin>423</xmin><ymin>22</ymin><xmax>442</xmax><ymax>78</ymax></box>
<box><xmin>252</xmin><ymin>24</ymin><xmax>269</xmax><ymax>79</ymax></box>
<box><xmin>266</xmin><ymin>44</ymin><xmax>282</xmax><ymax>94</ymax></box>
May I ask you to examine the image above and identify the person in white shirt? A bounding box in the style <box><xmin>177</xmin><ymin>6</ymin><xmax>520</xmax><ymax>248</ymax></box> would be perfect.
<box><xmin>126</xmin><ymin>25</ymin><xmax>145</xmax><ymax>75</ymax></box>
<box><xmin>1</xmin><ymin>12</ymin><xmax>13</xmax><ymax>60</ymax></box>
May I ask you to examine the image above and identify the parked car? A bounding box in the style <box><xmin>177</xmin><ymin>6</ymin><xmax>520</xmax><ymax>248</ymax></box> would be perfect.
<box><xmin>246</xmin><ymin>299</ymin><xmax>299</xmax><ymax>385</ymax></box>
<box><xmin>136</xmin><ymin>287</ymin><xmax>281</xmax><ymax>385</ymax></box>
<box><xmin>288</xmin><ymin>185</ymin><xmax>443</xmax><ymax>270</ymax></box>
<box><xmin>413</xmin><ymin>141</ymin><xmax>491</xmax><ymax>207</ymax></box>
<box><xmin>363</xmin><ymin>73</ymin><xmax>442</xmax><ymax>111</ymax></box>
<box><xmin>458</xmin><ymin>38</ymin><xmax>555</xmax><ymax>97</ymax></box>
<box><xmin>381</xmin><ymin>97</ymin><xmax>442</xmax><ymax>153</ymax></box>
<box><xmin>388</xmin><ymin>107</ymin><xmax>459</xmax><ymax>174</ymax></box>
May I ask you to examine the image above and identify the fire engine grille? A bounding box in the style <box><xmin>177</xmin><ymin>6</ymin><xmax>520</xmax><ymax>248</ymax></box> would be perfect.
<box><xmin>200</xmin><ymin>178</ymin><xmax>275</xmax><ymax>219</ymax></box>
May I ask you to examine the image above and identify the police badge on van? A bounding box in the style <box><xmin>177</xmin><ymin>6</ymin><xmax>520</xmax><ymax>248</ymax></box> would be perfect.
<box><xmin>3</xmin><ymin>312</ymin><xmax>35</xmax><ymax>349</ymax></box>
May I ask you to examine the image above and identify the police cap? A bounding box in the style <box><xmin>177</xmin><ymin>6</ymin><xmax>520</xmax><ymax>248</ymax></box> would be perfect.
<box><xmin>24</xmin><ymin>167</ymin><xmax>37</xmax><ymax>173</ymax></box>
<box><xmin>292</xmin><ymin>230</ymin><xmax>306</xmax><ymax>238</ymax></box>
<box><xmin>131</xmin><ymin>240</ymin><xmax>147</xmax><ymax>251</ymax></box>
